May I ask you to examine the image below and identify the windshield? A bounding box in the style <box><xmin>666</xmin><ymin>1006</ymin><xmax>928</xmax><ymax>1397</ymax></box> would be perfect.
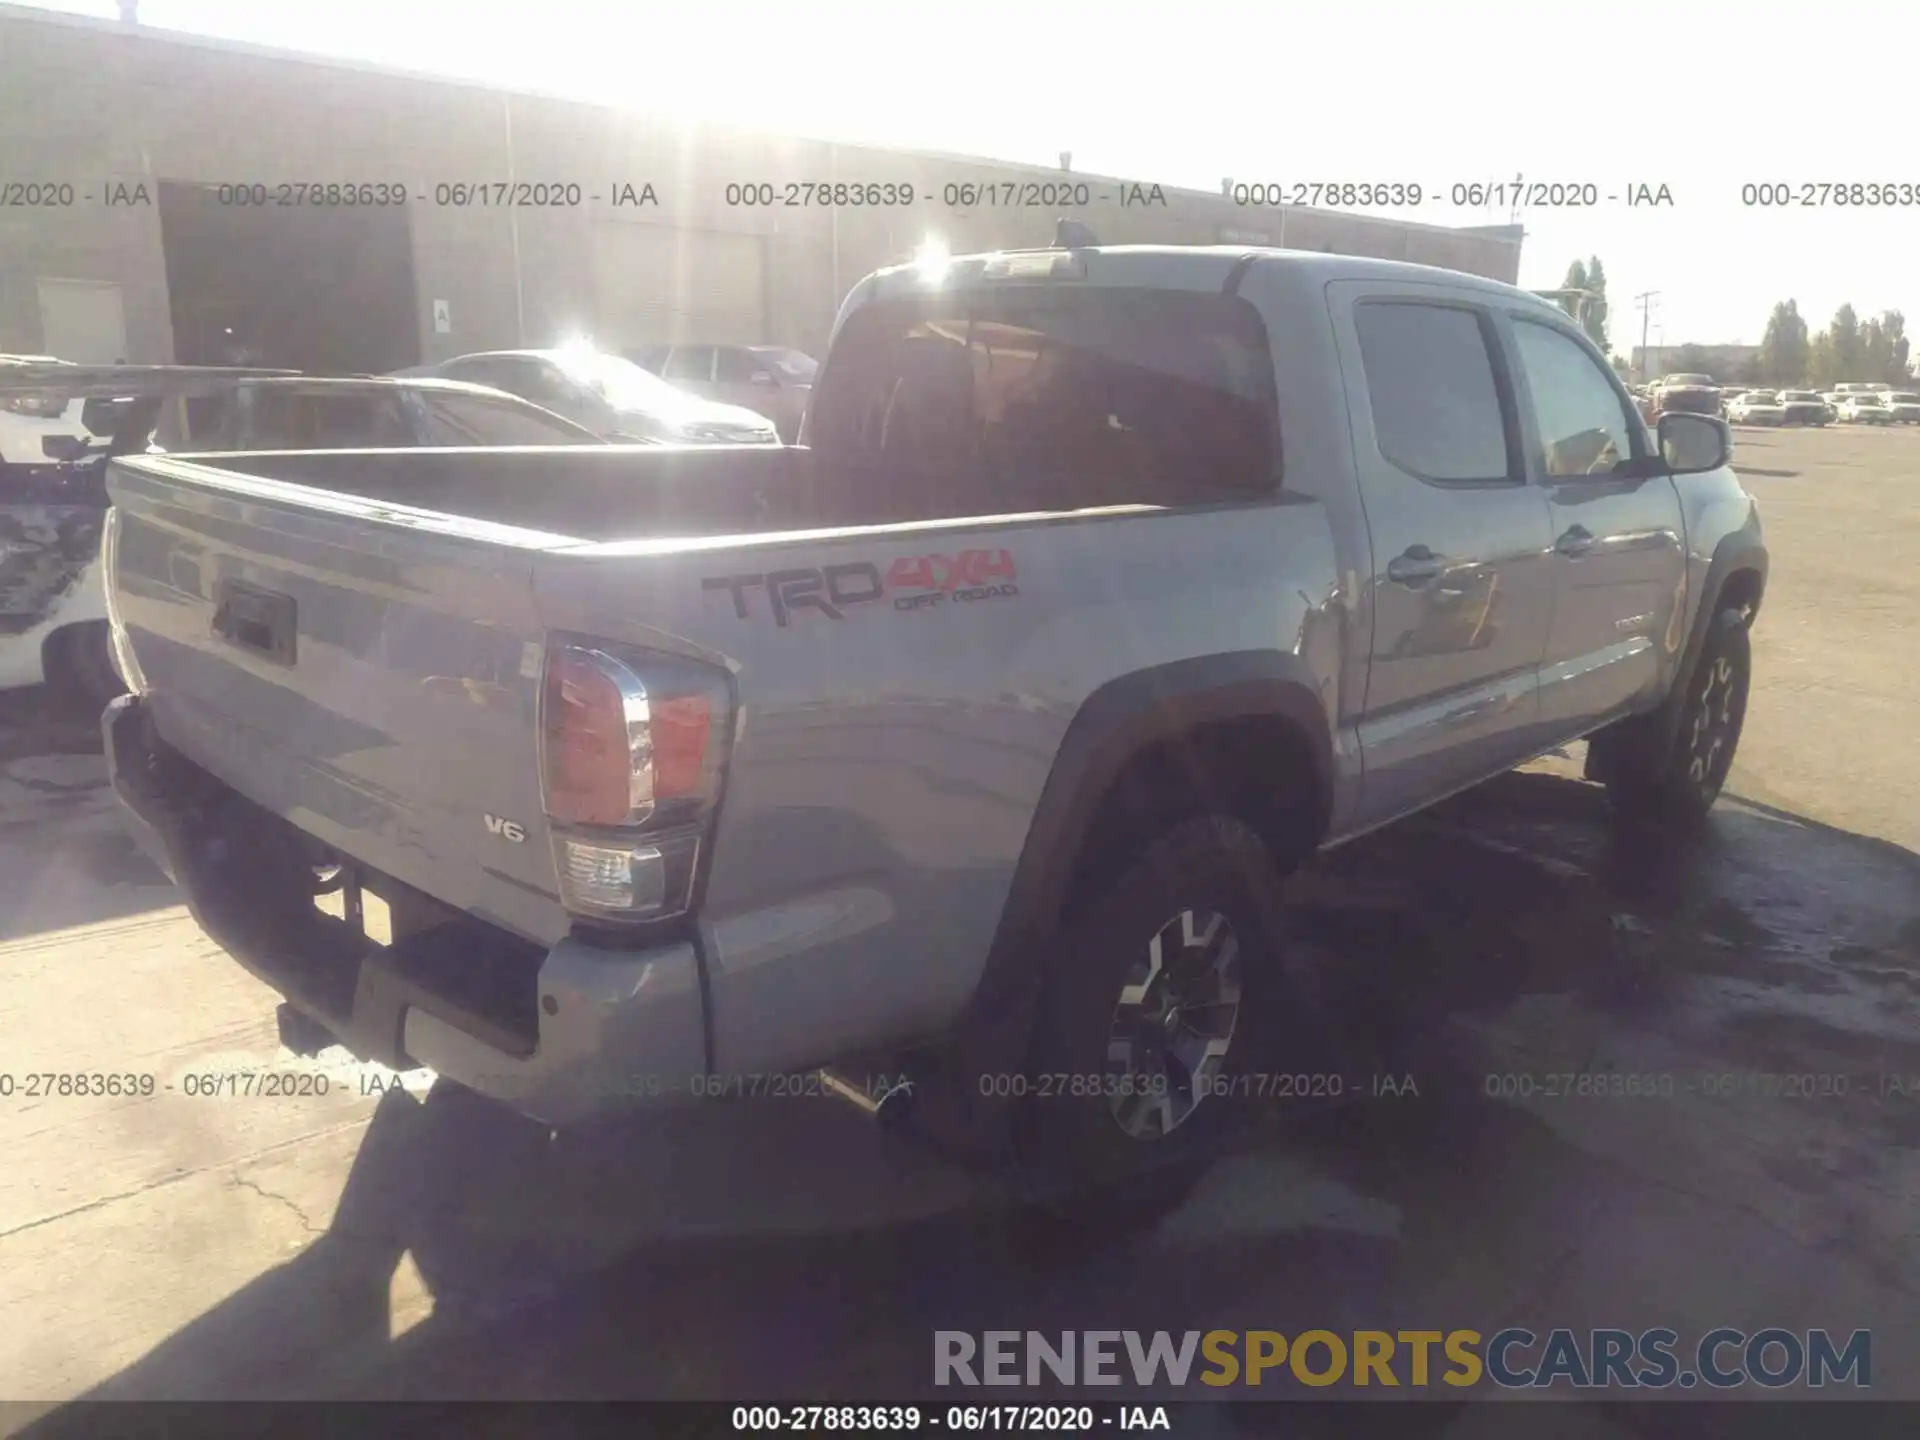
<box><xmin>551</xmin><ymin>350</ymin><xmax>698</xmax><ymax>413</ymax></box>
<box><xmin>750</xmin><ymin>347</ymin><xmax>818</xmax><ymax>382</ymax></box>
<box><xmin>1889</xmin><ymin>393</ymin><xmax>1919</xmax><ymax>404</ymax></box>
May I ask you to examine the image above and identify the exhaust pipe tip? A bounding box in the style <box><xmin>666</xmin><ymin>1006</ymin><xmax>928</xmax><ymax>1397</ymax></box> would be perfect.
<box><xmin>817</xmin><ymin>1067</ymin><xmax>920</xmax><ymax>1127</ymax></box>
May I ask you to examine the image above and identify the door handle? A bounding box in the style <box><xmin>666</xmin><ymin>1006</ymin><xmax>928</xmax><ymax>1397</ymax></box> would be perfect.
<box><xmin>1386</xmin><ymin>545</ymin><xmax>1445</xmax><ymax>586</ymax></box>
<box><xmin>1555</xmin><ymin>525</ymin><xmax>1596</xmax><ymax>557</ymax></box>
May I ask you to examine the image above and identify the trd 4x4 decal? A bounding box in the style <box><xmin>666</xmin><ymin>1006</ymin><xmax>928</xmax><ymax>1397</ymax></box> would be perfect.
<box><xmin>703</xmin><ymin>548</ymin><xmax>1019</xmax><ymax>628</ymax></box>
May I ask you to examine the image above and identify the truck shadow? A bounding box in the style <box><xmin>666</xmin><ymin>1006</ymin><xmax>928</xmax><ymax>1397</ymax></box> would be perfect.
<box><xmin>17</xmin><ymin>764</ymin><xmax>1920</xmax><ymax>1413</ymax></box>
<box><xmin>0</xmin><ymin>686</ymin><xmax>178</xmax><ymax>942</ymax></box>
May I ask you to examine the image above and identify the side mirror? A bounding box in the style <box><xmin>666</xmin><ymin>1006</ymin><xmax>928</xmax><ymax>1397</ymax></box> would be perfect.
<box><xmin>749</xmin><ymin>370</ymin><xmax>779</xmax><ymax>389</ymax></box>
<box><xmin>1657</xmin><ymin>411</ymin><xmax>1731</xmax><ymax>474</ymax></box>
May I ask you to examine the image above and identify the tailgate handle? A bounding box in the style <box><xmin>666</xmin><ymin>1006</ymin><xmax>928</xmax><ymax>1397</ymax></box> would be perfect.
<box><xmin>212</xmin><ymin>580</ymin><xmax>297</xmax><ymax>666</ymax></box>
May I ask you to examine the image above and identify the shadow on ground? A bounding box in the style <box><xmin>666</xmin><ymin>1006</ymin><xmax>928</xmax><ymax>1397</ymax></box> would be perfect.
<box><xmin>16</xmin><ymin>763</ymin><xmax>1920</xmax><ymax>1420</ymax></box>
<box><xmin>0</xmin><ymin>686</ymin><xmax>176</xmax><ymax>941</ymax></box>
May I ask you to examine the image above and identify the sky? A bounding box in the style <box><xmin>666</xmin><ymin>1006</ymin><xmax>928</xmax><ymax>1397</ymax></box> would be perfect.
<box><xmin>28</xmin><ymin>0</ymin><xmax>1920</xmax><ymax>353</ymax></box>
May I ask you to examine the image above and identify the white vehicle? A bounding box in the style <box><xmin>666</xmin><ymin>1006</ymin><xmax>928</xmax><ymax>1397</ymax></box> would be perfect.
<box><xmin>0</xmin><ymin>355</ymin><xmax>112</xmax><ymax>465</ymax></box>
<box><xmin>1836</xmin><ymin>393</ymin><xmax>1893</xmax><ymax>424</ymax></box>
<box><xmin>1775</xmin><ymin>390</ymin><xmax>1834</xmax><ymax>426</ymax></box>
<box><xmin>1727</xmin><ymin>391</ymin><xmax>1787</xmax><ymax>425</ymax></box>
<box><xmin>1</xmin><ymin>362</ymin><xmax>292</xmax><ymax>705</ymax></box>
<box><xmin>1881</xmin><ymin>391</ymin><xmax>1920</xmax><ymax>423</ymax></box>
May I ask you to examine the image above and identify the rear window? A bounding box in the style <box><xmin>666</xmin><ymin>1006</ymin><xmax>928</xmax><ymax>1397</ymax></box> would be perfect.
<box><xmin>807</xmin><ymin>285</ymin><xmax>1278</xmax><ymax>513</ymax></box>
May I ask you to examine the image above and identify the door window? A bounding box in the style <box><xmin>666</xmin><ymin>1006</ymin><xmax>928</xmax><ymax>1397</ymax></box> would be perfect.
<box><xmin>1354</xmin><ymin>302</ymin><xmax>1516</xmax><ymax>485</ymax></box>
<box><xmin>715</xmin><ymin>347</ymin><xmax>767</xmax><ymax>383</ymax></box>
<box><xmin>1510</xmin><ymin>319</ymin><xmax>1638</xmax><ymax>477</ymax></box>
<box><xmin>420</xmin><ymin>391</ymin><xmax>599</xmax><ymax>445</ymax></box>
<box><xmin>663</xmin><ymin>347</ymin><xmax>715</xmax><ymax>382</ymax></box>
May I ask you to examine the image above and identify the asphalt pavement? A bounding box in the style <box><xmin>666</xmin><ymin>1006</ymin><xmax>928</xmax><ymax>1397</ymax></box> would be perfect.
<box><xmin>1</xmin><ymin>424</ymin><xmax>1917</xmax><ymax>1430</ymax></box>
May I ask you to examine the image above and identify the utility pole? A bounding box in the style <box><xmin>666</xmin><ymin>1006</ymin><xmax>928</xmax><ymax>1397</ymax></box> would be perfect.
<box><xmin>1636</xmin><ymin>290</ymin><xmax>1660</xmax><ymax>381</ymax></box>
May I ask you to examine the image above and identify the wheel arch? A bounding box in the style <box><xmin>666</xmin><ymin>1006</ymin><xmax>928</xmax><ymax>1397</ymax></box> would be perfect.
<box><xmin>1665</xmin><ymin>530</ymin><xmax>1767</xmax><ymax>745</ymax></box>
<box><xmin>954</xmin><ymin>652</ymin><xmax>1334</xmax><ymax>1064</ymax></box>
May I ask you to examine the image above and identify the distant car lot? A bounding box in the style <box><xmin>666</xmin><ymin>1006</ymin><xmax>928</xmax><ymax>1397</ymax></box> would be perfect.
<box><xmin>0</xmin><ymin>426</ymin><xmax>1916</xmax><ymax>1407</ymax></box>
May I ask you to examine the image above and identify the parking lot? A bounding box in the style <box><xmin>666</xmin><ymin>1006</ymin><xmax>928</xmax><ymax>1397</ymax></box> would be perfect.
<box><xmin>1</xmin><ymin>424</ymin><xmax>1917</xmax><ymax>1423</ymax></box>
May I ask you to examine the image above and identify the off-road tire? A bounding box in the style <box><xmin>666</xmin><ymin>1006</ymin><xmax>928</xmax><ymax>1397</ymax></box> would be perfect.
<box><xmin>1604</xmin><ymin>610</ymin><xmax>1751</xmax><ymax>830</ymax></box>
<box><xmin>1008</xmin><ymin>814</ymin><xmax>1327</xmax><ymax>1232</ymax></box>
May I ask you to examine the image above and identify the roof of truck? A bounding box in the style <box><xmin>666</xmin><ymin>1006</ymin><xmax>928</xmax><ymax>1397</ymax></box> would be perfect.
<box><xmin>877</xmin><ymin>243</ymin><xmax>1549</xmax><ymax>310</ymax></box>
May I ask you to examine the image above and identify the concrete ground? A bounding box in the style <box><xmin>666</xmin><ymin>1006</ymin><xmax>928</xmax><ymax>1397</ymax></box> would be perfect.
<box><xmin>1</xmin><ymin>424</ymin><xmax>1917</xmax><ymax>1428</ymax></box>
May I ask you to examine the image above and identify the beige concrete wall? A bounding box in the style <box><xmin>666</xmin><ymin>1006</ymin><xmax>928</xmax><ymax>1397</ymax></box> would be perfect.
<box><xmin>0</xmin><ymin>7</ymin><xmax>1524</xmax><ymax>366</ymax></box>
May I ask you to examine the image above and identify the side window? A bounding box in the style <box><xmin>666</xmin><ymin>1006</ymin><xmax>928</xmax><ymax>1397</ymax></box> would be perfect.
<box><xmin>1354</xmin><ymin>302</ymin><xmax>1514</xmax><ymax>484</ymax></box>
<box><xmin>241</xmin><ymin>389</ymin><xmax>306</xmax><ymax>448</ymax></box>
<box><xmin>1510</xmin><ymin>319</ymin><xmax>1636</xmax><ymax>478</ymax></box>
<box><xmin>301</xmin><ymin>392</ymin><xmax>414</xmax><ymax>448</ymax></box>
<box><xmin>663</xmin><ymin>347</ymin><xmax>713</xmax><ymax>382</ymax></box>
<box><xmin>422</xmin><ymin>392</ymin><xmax>596</xmax><ymax>445</ymax></box>
<box><xmin>715</xmin><ymin>347</ymin><xmax>764</xmax><ymax>383</ymax></box>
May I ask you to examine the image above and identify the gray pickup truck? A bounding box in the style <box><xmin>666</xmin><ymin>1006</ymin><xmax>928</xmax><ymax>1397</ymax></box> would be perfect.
<box><xmin>101</xmin><ymin>240</ymin><xmax>1766</xmax><ymax>1201</ymax></box>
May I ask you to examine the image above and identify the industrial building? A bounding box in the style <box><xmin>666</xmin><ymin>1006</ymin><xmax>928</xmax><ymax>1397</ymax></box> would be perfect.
<box><xmin>1</xmin><ymin>2</ymin><xmax>1525</xmax><ymax>373</ymax></box>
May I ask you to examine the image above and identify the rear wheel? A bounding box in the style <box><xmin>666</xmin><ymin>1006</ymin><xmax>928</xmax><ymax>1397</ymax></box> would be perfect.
<box><xmin>1009</xmin><ymin>814</ymin><xmax>1318</xmax><ymax>1231</ymax></box>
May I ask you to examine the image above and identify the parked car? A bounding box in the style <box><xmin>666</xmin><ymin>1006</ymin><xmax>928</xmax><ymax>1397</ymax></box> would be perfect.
<box><xmin>1837</xmin><ymin>393</ymin><xmax>1893</xmax><ymax>424</ymax></box>
<box><xmin>153</xmin><ymin>375</ymin><xmax>605</xmax><ymax>451</ymax></box>
<box><xmin>99</xmin><ymin>241</ymin><xmax>1765</xmax><ymax>1212</ymax></box>
<box><xmin>0</xmin><ymin>362</ymin><xmax>295</xmax><ymax>707</ymax></box>
<box><xmin>1775</xmin><ymin>390</ymin><xmax>1834</xmax><ymax>426</ymax></box>
<box><xmin>418</xmin><ymin>347</ymin><xmax>780</xmax><ymax>446</ymax></box>
<box><xmin>1726</xmin><ymin>391</ymin><xmax>1787</xmax><ymax>425</ymax></box>
<box><xmin>1653</xmin><ymin>374</ymin><xmax>1723</xmax><ymax>417</ymax></box>
<box><xmin>1882</xmin><ymin>390</ymin><xmax>1920</xmax><ymax>423</ymax></box>
<box><xmin>628</xmin><ymin>345</ymin><xmax>817</xmax><ymax>442</ymax></box>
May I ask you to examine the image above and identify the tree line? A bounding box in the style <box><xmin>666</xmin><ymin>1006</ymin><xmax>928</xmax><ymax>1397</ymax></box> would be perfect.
<box><xmin>1557</xmin><ymin>258</ymin><xmax>1913</xmax><ymax>387</ymax></box>
<box><xmin>1747</xmin><ymin>301</ymin><xmax>1911</xmax><ymax>388</ymax></box>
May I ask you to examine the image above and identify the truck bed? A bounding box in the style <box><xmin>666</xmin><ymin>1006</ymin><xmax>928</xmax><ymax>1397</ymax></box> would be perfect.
<box><xmin>170</xmin><ymin>443</ymin><xmax>809</xmax><ymax>542</ymax></box>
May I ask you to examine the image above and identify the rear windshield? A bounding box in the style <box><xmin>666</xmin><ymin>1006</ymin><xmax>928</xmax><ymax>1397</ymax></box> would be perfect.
<box><xmin>808</xmin><ymin>284</ymin><xmax>1278</xmax><ymax>513</ymax></box>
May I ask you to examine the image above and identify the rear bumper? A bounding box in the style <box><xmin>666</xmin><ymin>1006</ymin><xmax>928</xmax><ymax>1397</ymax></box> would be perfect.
<box><xmin>103</xmin><ymin>694</ymin><xmax>708</xmax><ymax>1125</ymax></box>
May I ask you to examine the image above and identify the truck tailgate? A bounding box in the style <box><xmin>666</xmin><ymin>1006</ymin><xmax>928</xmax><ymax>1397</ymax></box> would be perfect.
<box><xmin>107</xmin><ymin>458</ymin><xmax>574</xmax><ymax>945</ymax></box>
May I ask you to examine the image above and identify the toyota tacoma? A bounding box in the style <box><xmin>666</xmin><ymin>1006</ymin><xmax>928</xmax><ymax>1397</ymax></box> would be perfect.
<box><xmin>99</xmin><ymin>235</ymin><xmax>1768</xmax><ymax>1202</ymax></box>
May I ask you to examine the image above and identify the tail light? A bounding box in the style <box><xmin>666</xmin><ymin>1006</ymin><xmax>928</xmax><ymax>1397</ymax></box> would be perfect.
<box><xmin>2</xmin><ymin>394</ymin><xmax>68</xmax><ymax>419</ymax></box>
<box><xmin>539</xmin><ymin>639</ymin><xmax>732</xmax><ymax>924</ymax></box>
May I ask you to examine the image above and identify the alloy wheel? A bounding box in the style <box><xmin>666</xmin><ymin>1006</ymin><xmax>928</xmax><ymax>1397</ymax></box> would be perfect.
<box><xmin>1104</xmin><ymin>908</ymin><xmax>1243</xmax><ymax>1141</ymax></box>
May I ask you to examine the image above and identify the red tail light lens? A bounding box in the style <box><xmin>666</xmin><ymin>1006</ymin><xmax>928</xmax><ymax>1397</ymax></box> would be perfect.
<box><xmin>648</xmin><ymin>694</ymin><xmax>715</xmax><ymax>800</ymax></box>
<box><xmin>541</xmin><ymin>645</ymin><xmax>730</xmax><ymax>827</ymax></box>
<box><xmin>539</xmin><ymin>640</ymin><xmax>733</xmax><ymax>923</ymax></box>
<box><xmin>542</xmin><ymin>649</ymin><xmax>639</xmax><ymax>827</ymax></box>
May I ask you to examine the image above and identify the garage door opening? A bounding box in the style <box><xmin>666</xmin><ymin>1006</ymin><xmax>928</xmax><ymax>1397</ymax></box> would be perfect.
<box><xmin>158</xmin><ymin>181</ymin><xmax>421</xmax><ymax>375</ymax></box>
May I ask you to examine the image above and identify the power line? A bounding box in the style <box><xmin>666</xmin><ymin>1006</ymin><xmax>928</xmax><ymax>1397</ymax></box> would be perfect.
<box><xmin>1635</xmin><ymin>291</ymin><xmax>1661</xmax><ymax>380</ymax></box>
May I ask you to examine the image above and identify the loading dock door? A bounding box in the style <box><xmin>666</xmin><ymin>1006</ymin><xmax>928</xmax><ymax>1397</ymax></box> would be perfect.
<box><xmin>158</xmin><ymin>181</ymin><xmax>421</xmax><ymax>373</ymax></box>
<box><xmin>591</xmin><ymin>224</ymin><xmax>765</xmax><ymax>350</ymax></box>
<box><xmin>37</xmin><ymin>280</ymin><xmax>129</xmax><ymax>363</ymax></box>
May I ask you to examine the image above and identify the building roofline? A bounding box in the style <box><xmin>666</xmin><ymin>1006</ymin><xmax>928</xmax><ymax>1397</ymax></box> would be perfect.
<box><xmin>2</xmin><ymin>1</ymin><xmax>1524</xmax><ymax>248</ymax></box>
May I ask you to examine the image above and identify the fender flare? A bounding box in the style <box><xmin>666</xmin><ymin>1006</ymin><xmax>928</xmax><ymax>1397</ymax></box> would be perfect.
<box><xmin>1659</xmin><ymin>528</ymin><xmax>1768</xmax><ymax>749</ymax></box>
<box><xmin>918</xmin><ymin>652</ymin><xmax>1334</xmax><ymax>1158</ymax></box>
